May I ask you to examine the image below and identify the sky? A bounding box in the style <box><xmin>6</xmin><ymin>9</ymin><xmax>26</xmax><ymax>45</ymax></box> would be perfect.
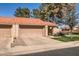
<box><xmin>0</xmin><ymin>3</ymin><xmax>79</xmax><ymax>17</ymax></box>
<box><xmin>0</xmin><ymin>3</ymin><xmax>41</xmax><ymax>17</ymax></box>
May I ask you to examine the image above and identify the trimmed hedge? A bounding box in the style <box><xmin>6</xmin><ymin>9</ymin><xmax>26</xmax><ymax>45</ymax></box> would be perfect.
<box><xmin>72</xmin><ymin>32</ymin><xmax>79</xmax><ymax>34</ymax></box>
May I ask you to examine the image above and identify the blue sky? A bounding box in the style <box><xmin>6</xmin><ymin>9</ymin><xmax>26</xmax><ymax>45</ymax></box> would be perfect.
<box><xmin>0</xmin><ymin>3</ymin><xmax>79</xmax><ymax>17</ymax></box>
<box><xmin>76</xmin><ymin>4</ymin><xmax>79</xmax><ymax>12</ymax></box>
<box><xmin>0</xmin><ymin>3</ymin><xmax>41</xmax><ymax>17</ymax></box>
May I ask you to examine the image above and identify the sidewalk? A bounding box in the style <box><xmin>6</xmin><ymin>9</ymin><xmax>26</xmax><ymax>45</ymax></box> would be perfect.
<box><xmin>0</xmin><ymin>39</ymin><xmax>79</xmax><ymax>56</ymax></box>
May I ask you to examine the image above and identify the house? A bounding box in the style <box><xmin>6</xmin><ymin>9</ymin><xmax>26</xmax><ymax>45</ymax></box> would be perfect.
<box><xmin>72</xmin><ymin>25</ymin><xmax>79</xmax><ymax>33</ymax></box>
<box><xmin>62</xmin><ymin>25</ymin><xmax>79</xmax><ymax>33</ymax></box>
<box><xmin>0</xmin><ymin>17</ymin><xmax>57</xmax><ymax>48</ymax></box>
<box><xmin>52</xmin><ymin>27</ymin><xmax>62</xmax><ymax>35</ymax></box>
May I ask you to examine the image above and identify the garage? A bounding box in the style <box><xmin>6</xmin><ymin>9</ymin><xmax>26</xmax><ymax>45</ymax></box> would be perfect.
<box><xmin>0</xmin><ymin>24</ymin><xmax>12</xmax><ymax>48</ymax></box>
<box><xmin>19</xmin><ymin>25</ymin><xmax>44</xmax><ymax>38</ymax></box>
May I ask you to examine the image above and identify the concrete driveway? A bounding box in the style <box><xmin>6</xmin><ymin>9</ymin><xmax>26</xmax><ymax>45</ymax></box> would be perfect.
<box><xmin>20</xmin><ymin>35</ymin><xmax>60</xmax><ymax>46</ymax></box>
<box><xmin>0</xmin><ymin>35</ymin><xmax>79</xmax><ymax>56</ymax></box>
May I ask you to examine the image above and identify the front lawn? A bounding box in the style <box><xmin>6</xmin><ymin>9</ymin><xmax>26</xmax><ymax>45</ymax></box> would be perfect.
<box><xmin>53</xmin><ymin>34</ymin><xmax>79</xmax><ymax>42</ymax></box>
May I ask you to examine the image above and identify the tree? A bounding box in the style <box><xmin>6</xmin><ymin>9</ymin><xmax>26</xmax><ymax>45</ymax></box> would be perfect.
<box><xmin>39</xmin><ymin>3</ymin><xmax>66</xmax><ymax>22</ymax></box>
<box><xmin>66</xmin><ymin>6</ymin><xmax>77</xmax><ymax>34</ymax></box>
<box><xmin>14</xmin><ymin>7</ymin><xmax>30</xmax><ymax>18</ymax></box>
<box><xmin>32</xmin><ymin>3</ymin><xmax>75</xmax><ymax>23</ymax></box>
<box><xmin>32</xmin><ymin>9</ymin><xmax>40</xmax><ymax>18</ymax></box>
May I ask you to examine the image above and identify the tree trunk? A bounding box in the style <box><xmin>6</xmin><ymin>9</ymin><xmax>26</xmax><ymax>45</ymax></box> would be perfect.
<box><xmin>70</xmin><ymin>29</ymin><xmax>73</xmax><ymax>39</ymax></box>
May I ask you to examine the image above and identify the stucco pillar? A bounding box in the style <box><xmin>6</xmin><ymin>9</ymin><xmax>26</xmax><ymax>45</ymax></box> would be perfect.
<box><xmin>7</xmin><ymin>24</ymin><xmax>19</xmax><ymax>48</ymax></box>
<box><xmin>45</xmin><ymin>25</ymin><xmax>48</xmax><ymax>37</ymax></box>
<box><xmin>11</xmin><ymin>24</ymin><xmax>19</xmax><ymax>39</ymax></box>
<box><xmin>15</xmin><ymin>24</ymin><xmax>19</xmax><ymax>38</ymax></box>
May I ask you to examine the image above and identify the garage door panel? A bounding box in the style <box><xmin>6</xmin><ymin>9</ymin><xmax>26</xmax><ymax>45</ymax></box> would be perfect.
<box><xmin>20</xmin><ymin>29</ymin><xmax>42</xmax><ymax>36</ymax></box>
<box><xmin>0</xmin><ymin>25</ymin><xmax>12</xmax><ymax>49</ymax></box>
<box><xmin>0</xmin><ymin>29</ymin><xmax>11</xmax><ymax>37</ymax></box>
<box><xmin>0</xmin><ymin>25</ymin><xmax>12</xmax><ymax>38</ymax></box>
<box><xmin>19</xmin><ymin>25</ymin><xmax>44</xmax><ymax>37</ymax></box>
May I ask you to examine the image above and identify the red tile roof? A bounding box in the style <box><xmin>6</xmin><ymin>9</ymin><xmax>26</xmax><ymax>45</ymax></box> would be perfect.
<box><xmin>0</xmin><ymin>17</ymin><xmax>57</xmax><ymax>26</ymax></box>
<box><xmin>0</xmin><ymin>17</ymin><xmax>14</xmax><ymax>24</ymax></box>
<box><xmin>44</xmin><ymin>21</ymin><xmax>57</xmax><ymax>27</ymax></box>
<box><xmin>14</xmin><ymin>17</ymin><xmax>45</xmax><ymax>25</ymax></box>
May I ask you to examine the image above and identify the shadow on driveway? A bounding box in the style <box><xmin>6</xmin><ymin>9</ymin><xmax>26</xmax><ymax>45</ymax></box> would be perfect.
<box><xmin>18</xmin><ymin>46</ymin><xmax>79</xmax><ymax>56</ymax></box>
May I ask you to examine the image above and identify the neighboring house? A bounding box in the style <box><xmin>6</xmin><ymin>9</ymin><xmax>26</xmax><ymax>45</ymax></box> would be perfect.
<box><xmin>62</xmin><ymin>25</ymin><xmax>79</xmax><ymax>33</ymax></box>
<box><xmin>73</xmin><ymin>25</ymin><xmax>79</xmax><ymax>32</ymax></box>
<box><xmin>0</xmin><ymin>17</ymin><xmax>57</xmax><ymax>41</ymax></box>
<box><xmin>52</xmin><ymin>26</ymin><xmax>62</xmax><ymax>35</ymax></box>
<box><xmin>73</xmin><ymin>26</ymin><xmax>78</xmax><ymax>31</ymax></box>
<box><xmin>53</xmin><ymin>24</ymin><xmax>70</xmax><ymax>35</ymax></box>
<box><xmin>60</xmin><ymin>25</ymin><xmax>79</xmax><ymax>34</ymax></box>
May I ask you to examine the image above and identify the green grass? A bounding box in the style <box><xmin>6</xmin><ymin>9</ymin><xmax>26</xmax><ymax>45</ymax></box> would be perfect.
<box><xmin>54</xmin><ymin>34</ymin><xmax>79</xmax><ymax>42</ymax></box>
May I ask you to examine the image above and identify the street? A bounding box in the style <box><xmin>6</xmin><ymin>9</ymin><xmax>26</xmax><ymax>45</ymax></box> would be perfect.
<box><xmin>18</xmin><ymin>46</ymin><xmax>79</xmax><ymax>56</ymax></box>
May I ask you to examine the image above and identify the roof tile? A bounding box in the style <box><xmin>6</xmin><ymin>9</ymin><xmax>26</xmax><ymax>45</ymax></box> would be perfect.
<box><xmin>0</xmin><ymin>17</ymin><xmax>57</xmax><ymax>26</ymax></box>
